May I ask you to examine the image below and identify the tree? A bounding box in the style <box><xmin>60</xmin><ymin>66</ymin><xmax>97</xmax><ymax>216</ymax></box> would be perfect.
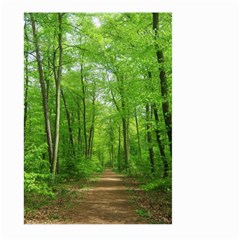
<box><xmin>29</xmin><ymin>13</ymin><xmax>54</xmax><ymax>170</ymax></box>
<box><xmin>146</xmin><ymin>103</ymin><xmax>155</xmax><ymax>173</ymax></box>
<box><xmin>24</xmin><ymin>22</ymin><xmax>29</xmax><ymax>132</ymax></box>
<box><xmin>51</xmin><ymin>13</ymin><xmax>64</xmax><ymax>177</ymax></box>
<box><xmin>24</xmin><ymin>12</ymin><xmax>172</xmax><ymax>187</ymax></box>
<box><xmin>152</xmin><ymin>13</ymin><xmax>172</xmax><ymax>155</ymax></box>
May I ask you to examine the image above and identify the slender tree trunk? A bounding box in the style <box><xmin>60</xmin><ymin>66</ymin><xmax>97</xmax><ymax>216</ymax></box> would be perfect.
<box><xmin>127</xmin><ymin>116</ymin><xmax>131</xmax><ymax>159</ymax></box>
<box><xmin>134</xmin><ymin>108</ymin><xmax>142</xmax><ymax>159</ymax></box>
<box><xmin>61</xmin><ymin>89</ymin><xmax>74</xmax><ymax>153</ymax></box>
<box><xmin>110</xmin><ymin>75</ymin><xmax>129</xmax><ymax>171</ymax></box>
<box><xmin>118</xmin><ymin>125</ymin><xmax>121</xmax><ymax>170</ymax></box>
<box><xmin>146</xmin><ymin>103</ymin><xmax>155</xmax><ymax>173</ymax></box>
<box><xmin>77</xmin><ymin>106</ymin><xmax>82</xmax><ymax>153</ymax></box>
<box><xmin>52</xmin><ymin>13</ymin><xmax>63</xmax><ymax>177</ymax></box>
<box><xmin>152</xmin><ymin>12</ymin><xmax>172</xmax><ymax>155</ymax></box>
<box><xmin>89</xmin><ymin>126</ymin><xmax>94</xmax><ymax>159</ymax></box>
<box><xmin>88</xmin><ymin>125</ymin><xmax>94</xmax><ymax>159</ymax></box>
<box><xmin>80</xmin><ymin>64</ymin><xmax>88</xmax><ymax>159</ymax></box>
<box><xmin>119</xmin><ymin>76</ymin><xmax>129</xmax><ymax>172</ymax></box>
<box><xmin>24</xmin><ymin>59</ymin><xmax>29</xmax><ymax>132</ymax></box>
<box><xmin>24</xmin><ymin>30</ymin><xmax>29</xmax><ymax>132</ymax></box>
<box><xmin>108</xmin><ymin>120</ymin><xmax>114</xmax><ymax>168</ymax></box>
<box><xmin>30</xmin><ymin>13</ymin><xmax>53</xmax><ymax>170</ymax></box>
<box><xmin>152</xmin><ymin>103</ymin><xmax>168</xmax><ymax>177</ymax></box>
<box><xmin>87</xmin><ymin>96</ymin><xmax>96</xmax><ymax>159</ymax></box>
<box><xmin>122</xmin><ymin>109</ymin><xmax>129</xmax><ymax>171</ymax></box>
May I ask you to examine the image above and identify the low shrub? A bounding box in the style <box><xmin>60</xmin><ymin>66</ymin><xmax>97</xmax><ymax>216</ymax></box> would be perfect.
<box><xmin>140</xmin><ymin>178</ymin><xmax>172</xmax><ymax>192</ymax></box>
<box><xmin>24</xmin><ymin>172</ymin><xmax>55</xmax><ymax>197</ymax></box>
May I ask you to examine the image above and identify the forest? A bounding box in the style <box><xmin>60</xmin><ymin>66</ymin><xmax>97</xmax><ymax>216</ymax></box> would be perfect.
<box><xmin>24</xmin><ymin>12</ymin><xmax>172</xmax><ymax>224</ymax></box>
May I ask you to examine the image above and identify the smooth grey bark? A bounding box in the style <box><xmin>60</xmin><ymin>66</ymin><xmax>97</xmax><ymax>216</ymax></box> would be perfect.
<box><xmin>30</xmin><ymin>13</ymin><xmax>54</xmax><ymax>170</ymax></box>
<box><xmin>118</xmin><ymin>125</ymin><xmax>122</xmax><ymax>170</ymax></box>
<box><xmin>52</xmin><ymin>13</ymin><xmax>63</xmax><ymax>177</ymax></box>
<box><xmin>121</xmin><ymin>97</ymin><xmax>129</xmax><ymax>171</ymax></box>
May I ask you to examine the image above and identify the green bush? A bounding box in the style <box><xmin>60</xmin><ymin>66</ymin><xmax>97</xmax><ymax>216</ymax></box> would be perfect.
<box><xmin>140</xmin><ymin>178</ymin><xmax>172</xmax><ymax>192</ymax></box>
<box><xmin>24</xmin><ymin>172</ymin><xmax>55</xmax><ymax>197</ymax></box>
<box><xmin>24</xmin><ymin>143</ymin><xmax>50</xmax><ymax>173</ymax></box>
<box><xmin>61</xmin><ymin>156</ymin><xmax>103</xmax><ymax>179</ymax></box>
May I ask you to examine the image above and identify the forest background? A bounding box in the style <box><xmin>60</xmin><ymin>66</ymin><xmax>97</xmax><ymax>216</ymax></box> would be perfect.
<box><xmin>24</xmin><ymin>12</ymin><xmax>172</xmax><ymax>208</ymax></box>
<box><xmin>0</xmin><ymin>1</ymin><xmax>238</xmax><ymax>239</ymax></box>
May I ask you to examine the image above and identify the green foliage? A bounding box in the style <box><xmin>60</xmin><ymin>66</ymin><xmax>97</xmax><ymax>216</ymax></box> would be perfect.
<box><xmin>24</xmin><ymin>172</ymin><xmax>55</xmax><ymax>197</ymax></box>
<box><xmin>61</xmin><ymin>156</ymin><xmax>103</xmax><ymax>179</ymax></box>
<box><xmin>24</xmin><ymin>12</ymin><xmax>172</xmax><ymax>213</ymax></box>
<box><xmin>128</xmin><ymin>155</ymin><xmax>153</xmax><ymax>178</ymax></box>
<box><xmin>24</xmin><ymin>143</ymin><xmax>50</xmax><ymax>173</ymax></box>
<box><xmin>136</xmin><ymin>209</ymin><xmax>150</xmax><ymax>219</ymax></box>
<box><xmin>140</xmin><ymin>178</ymin><xmax>172</xmax><ymax>192</ymax></box>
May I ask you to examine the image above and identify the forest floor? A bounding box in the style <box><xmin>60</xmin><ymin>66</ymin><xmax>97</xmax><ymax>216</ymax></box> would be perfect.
<box><xmin>25</xmin><ymin>169</ymin><xmax>147</xmax><ymax>224</ymax></box>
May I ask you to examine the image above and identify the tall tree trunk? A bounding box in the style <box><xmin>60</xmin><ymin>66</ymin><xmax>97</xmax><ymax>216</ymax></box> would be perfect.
<box><xmin>118</xmin><ymin>75</ymin><xmax>129</xmax><ymax>172</ymax></box>
<box><xmin>61</xmin><ymin>89</ymin><xmax>74</xmax><ymax>153</ymax></box>
<box><xmin>80</xmin><ymin>64</ymin><xmax>88</xmax><ymax>159</ymax></box>
<box><xmin>30</xmin><ymin>13</ymin><xmax>53</xmax><ymax>170</ymax></box>
<box><xmin>152</xmin><ymin>103</ymin><xmax>168</xmax><ymax>177</ymax></box>
<box><xmin>146</xmin><ymin>103</ymin><xmax>155</xmax><ymax>173</ymax></box>
<box><xmin>52</xmin><ymin>13</ymin><xmax>63</xmax><ymax>177</ymax></box>
<box><xmin>24</xmin><ymin>27</ymin><xmax>29</xmax><ymax>133</ymax></box>
<box><xmin>88</xmin><ymin>125</ymin><xmax>94</xmax><ymax>159</ymax></box>
<box><xmin>77</xmin><ymin>106</ymin><xmax>82</xmax><ymax>153</ymax></box>
<box><xmin>108</xmin><ymin>120</ymin><xmax>114</xmax><ymax>168</ymax></box>
<box><xmin>122</xmin><ymin>104</ymin><xmax>129</xmax><ymax>171</ymax></box>
<box><xmin>110</xmin><ymin>77</ymin><xmax>128</xmax><ymax>171</ymax></box>
<box><xmin>24</xmin><ymin>56</ymin><xmax>29</xmax><ymax>133</ymax></box>
<box><xmin>118</xmin><ymin>125</ymin><xmax>121</xmax><ymax>170</ymax></box>
<box><xmin>134</xmin><ymin>108</ymin><xmax>142</xmax><ymax>159</ymax></box>
<box><xmin>152</xmin><ymin>13</ymin><xmax>172</xmax><ymax>155</ymax></box>
<box><xmin>90</xmin><ymin>126</ymin><xmax>94</xmax><ymax>159</ymax></box>
<box><xmin>87</xmin><ymin>95</ymin><xmax>96</xmax><ymax>159</ymax></box>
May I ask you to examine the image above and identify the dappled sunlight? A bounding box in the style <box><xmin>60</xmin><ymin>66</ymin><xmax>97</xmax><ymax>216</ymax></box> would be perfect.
<box><xmin>88</xmin><ymin>186</ymin><xmax>126</xmax><ymax>191</ymax></box>
<box><xmin>99</xmin><ymin>177</ymin><xmax>122</xmax><ymax>182</ymax></box>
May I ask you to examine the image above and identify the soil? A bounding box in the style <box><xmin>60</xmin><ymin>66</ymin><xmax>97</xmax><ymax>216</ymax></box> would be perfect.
<box><xmin>25</xmin><ymin>169</ymin><xmax>148</xmax><ymax>224</ymax></box>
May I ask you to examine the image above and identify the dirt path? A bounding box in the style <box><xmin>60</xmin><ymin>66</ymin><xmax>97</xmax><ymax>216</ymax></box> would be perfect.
<box><xmin>60</xmin><ymin>169</ymin><xmax>146</xmax><ymax>224</ymax></box>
